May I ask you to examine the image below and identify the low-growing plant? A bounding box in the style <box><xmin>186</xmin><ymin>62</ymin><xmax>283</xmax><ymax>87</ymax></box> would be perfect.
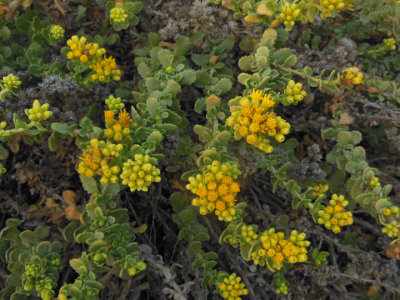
<box><xmin>0</xmin><ymin>219</ymin><xmax>62</xmax><ymax>300</ymax></box>
<box><xmin>1</xmin><ymin>1</ymin><xmax>400</xmax><ymax>299</ymax></box>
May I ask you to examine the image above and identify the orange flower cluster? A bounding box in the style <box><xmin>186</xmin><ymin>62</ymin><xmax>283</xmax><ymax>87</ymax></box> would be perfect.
<box><xmin>65</xmin><ymin>35</ymin><xmax>121</xmax><ymax>83</ymax></box>
<box><xmin>186</xmin><ymin>161</ymin><xmax>241</xmax><ymax>222</ymax></box>
<box><xmin>226</xmin><ymin>90</ymin><xmax>290</xmax><ymax>153</ymax></box>
<box><xmin>251</xmin><ymin>229</ymin><xmax>309</xmax><ymax>270</ymax></box>
<box><xmin>104</xmin><ymin>109</ymin><xmax>132</xmax><ymax>142</ymax></box>
<box><xmin>77</xmin><ymin>139</ymin><xmax>123</xmax><ymax>184</ymax></box>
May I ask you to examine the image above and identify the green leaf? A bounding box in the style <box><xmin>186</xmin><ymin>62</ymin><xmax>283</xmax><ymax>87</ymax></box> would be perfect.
<box><xmin>192</xmin><ymin>257</ymin><xmax>203</xmax><ymax>269</ymax></box>
<box><xmin>272</xmin><ymin>48</ymin><xmax>292</xmax><ymax>65</ymax></box>
<box><xmin>194</xmin><ymin>125</ymin><xmax>213</xmax><ymax>143</ymax></box>
<box><xmin>48</xmin><ymin>132</ymin><xmax>59</xmax><ymax>152</ymax></box>
<box><xmin>178</xmin><ymin>208</ymin><xmax>193</xmax><ymax>225</ymax></box>
<box><xmin>260</xmin><ymin>28</ymin><xmax>278</xmax><ymax>48</ymax></box>
<box><xmin>70</xmin><ymin>258</ymin><xmax>87</xmax><ymax>274</ymax></box>
<box><xmin>104</xmin><ymin>33</ymin><xmax>119</xmax><ymax>46</ymax></box>
<box><xmin>203</xmin><ymin>252</ymin><xmax>218</xmax><ymax>260</ymax></box>
<box><xmin>148</xmin><ymin>32</ymin><xmax>161</xmax><ymax>48</ymax></box>
<box><xmin>238</xmin><ymin>73</ymin><xmax>251</xmax><ymax>85</ymax></box>
<box><xmin>36</xmin><ymin>241</ymin><xmax>52</xmax><ymax>256</ymax></box>
<box><xmin>164</xmin><ymin>80</ymin><xmax>181</xmax><ymax>96</ymax></box>
<box><xmin>205</xmin><ymin>260</ymin><xmax>217</xmax><ymax>270</ymax></box>
<box><xmin>28</xmin><ymin>64</ymin><xmax>47</xmax><ymax>77</ymax></box>
<box><xmin>282</xmin><ymin>55</ymin><xmax>297</xmax><ymax>67</ymax></box>
<box><xmin>6</xmin><ymin>219</ymin><xmax>21</xmax><ymax>228</ymax></box>
<box><xmin>51</xmin><ymin>122</ymin><xmax>71</xmax><ymax>135</ymax></box>
<box><xmin>321</xmin><ymin>127</ymin><xmax>339</xmax><ymax>140</ymax></box>
<box><xmin>178</xmin><ymin>228</ymin><xmax>192</xmax><ymax>240</ymax></box>
<box><xmin>80</xmin><ymin>175</ymin><xmax>98</xmax><ymax>194</ymax></box>
<box><xmin>350</xmin><ymin>131</ymin><xmax>362</xmax><ymax>145</ymax></box>
<box><xmin>89</xmin><ymin>240</ymin><xmax>107</xmax><ymax>252</ymax></box>
<box><xmin>214</xmin><ymin>78</ymin><xmax>232</xmax><ymax>94</ymax></box>
<box><xmin>174</xmin><ymin>36</ymin><xmax>191</xmax><ymax>57</ymax></box>
<box><xmin>219</xmin><ymin>223</ymin><xmax>235</xmax><ymax>244</ymax></box>
<box><xmin>145</xmin><ymin>78</ymin><xmax>162</xmax><ymax>92</ymax></box>
<box><xmin>137</xmin><ymin>62</ymin><xmax>150</xmax><ymax>78</ymax></box>
<box><xmin>169</xmin><ymin>192</ymin><xmax>188</xmax><ymax>212</ymax></box>
<box><xmin>146</xmin><ymin>97</ymin><xmax>159</xmax><ymax>116</ymax></box>
<box><xmin>85</xmin><ymin>280</ymin><xmax>103</xmax><ymax>291</ymax></box>
<box><xmin>20</xmin><ymin>230</ymin><xmax>39</xmax><ymax>245</ymax></box>
<box><xmin>63</xmin><ymin>220</ymin><xmax>80</xmax><ymax>242</ymax></box>
<box><xmin>13</xmin><ymin>114</ymin><xmax>28</xmax><ymax>129</ymax></box>
<box><xmin>126</xmin><ymin>1</ymin><xmax>143</xmax><ymax>14</ymax></box>
<box><xmin>10</xmin><ymin>291</ymin><xmax>27</xmax><ymax>300</ymax></box>
<box><xmin>146</xmin><ymin>130</ymin><xmax>163</xmax><ymax>143</ymax></box>
<box><xmin>158</xmin><ymin>49</ymin><xmax>174</xmax><ymax>67</ymax></box>
<box><xmin>255</xmin><ymin>46</ymin><xmax>270</xmax><ymax>69</ymax></box>
<box><xmin>195</xmin><ymin>71</ymin><xmax>212</xmax><ymax>86</ymax></box>
<box><xmin>238</xmin><ymin>55</ymin><xmax>255</xmax><ymax>71</ymax></box>
<box><xmin>181</xmin><ymin>169</ymin><xmax>199</xmax><ymax>181</ymax></box>
<box><xmin>0</xmin><ymin>46</ymin><xmax>11</xmax><ymax>58</ymax></box>
<box><xmin>191</xmin><ymin>54</ymin><xmax>209</xmax><ymax>67</ymax></box>
<box><xmin>257</xmin><ymin>155</ymin><xmax>284</xmax><ymax>168</ymax></box>
<box><xmin>193</xmin><ymin>232</ymin><xmax>210</xmax><ymax>242</ymax></box>
<box><xmin>0</xmin><ymin>226</ymin><xmax>20</xmax><ymax>242</ymax></box>
<box><xmin>279</xmin><ymin>214</ymin><xmax>289</xmax><ymax>228</ymax></box>
<box><xmin>0</xmin><ymin>25</ymin><xmax>11</xmax><ymax>41</ymax></box>
<box><xmin>7</xmin><ymin>262</ymin><xmax>24</xmax><ymax>276</ymax></box>
<box><xmin>66</xmin><ymin>285</ymin><xmax>82</xmax><ymax>298</ymax></box>
<box><xmin>215</xmin><ymin>131</ymin><xmax>231</xmax><ymax>145</ymax></box>
<box><xmin>382</xmin><ymin>184</ymin><xmax>392</xmax><ymax>197</ymax></box>
<box><xmin>7</xmin><ymin>273</ymin><xmax>22</xmax><ymax>287</ymax></box>
<box><xmin>107</xmin><ymin>208</ymin><xmax>129</xmax><ymax>223</ymax></box>
<box><xmin>180</xmin><ymin>69</ymin><xmax>197</xmax><ymax>85</ymax></box>
<box><xmin>15</xmin><ymin>17</ymin><xmax>30</xmax><ymax>31</ymax></box>
<box><xmin>336</xmin><ymin>131</ymin><xmax>353</xmax><ymax>145</ymax></box>
<box><xmin>240</xmin><ymin>243</ymin><xmax>252</xmax><ymax>261</ymax></box>
<box><xmin>375</xmin><ymin>198</ymin><xmax>390</xmax><ymax>211</ymax></box>
<box><xmin>102</xmin><ymin>183</ymin><xmax>121</xmax><ymax>198</ymax></box>
<box><xmin>190</xmin><ymin>241</ymin><xmax>202</xmax><ymax>254</ymax></box>
<box><xmin>75</xmin><ymin>5</ymin><xmax>87</xmax><ymax>21</ymax></box>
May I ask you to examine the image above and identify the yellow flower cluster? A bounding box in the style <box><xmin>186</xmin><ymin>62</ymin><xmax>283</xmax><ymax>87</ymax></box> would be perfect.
<box><xmin>383</xmin><ymin>38</ymin><xmax>396</xmax><ymax>51</ymax></box>
<box><xmin>279</xmin><ymin>1</ymin><xmax>302</xmax><ymax>31</ymax></box>
<box><xmin>77</xmin><ymin>139</ymin><xmax>123</xmax><ymax>184</ymax></box>
<box><xmin>382</xmin><ymin>224</ymin><xmax>398</xmax><ymax>238</ymax></box>
<box><xmin>105</xmin><ymin>95</ymin><xmax>125</xmax><ymax>113</ymax></box>
<box><xmin>90</xmin><ymin>56</ymin><xmax>121</xmax><ymax>83</ymax></box>
<box><xmin>120</xmin><ymin>154</ymin><xmax>161</xmax><ymax>192</ymax></box>
<box><xmin>319</xmin><ymin>0</ymin><xmax>355</xmax><ymax>19</ymax></box>
<box><xmin>110</xmin><ymin>6</ymin><xmax>128</xmax><ymax>23</ymax></box>
<box><xmin>50</xmin><ymin>25</ymin><xmax>64</xmax><ymax>40</ymax></box>
<box><xmin>2</xmin><ymin>73</ymin><xmax>21</xmax><ymax>90</ymax></box>
<box><xmin>226</xmin><ymin>90</ymin><xmax>290</xmax><ymax>153</ymax></box>
<box><xmin>25</xmin><ymin>100</ymin><xmax>52</xmax><ymax>122</ymax></box>
<box><xmin>217</xmin><ymin>273</ymin><xmax>248</xmax><ymax>300</ymax></box>
<box><xmin>241</xmin><ymin>225</ymin><xmax>258</xmax><ymax>243</ymax></box>
<box><xmin>65</xmin><ymin>35</ymin><xmax>121</xmax><ymax>83</ymax></box>
<box><xmin>66</xmin><ymin>35</ymin><xmax>106</xmax><ymax>63</ymax></box>
<box><xmin>284</xmin><ymin>80</ymin><xmax>307</xmax><ymax>105</ymax></box>
<box><xmin>186</xmin><ymin>161</ymin><xmax>241</xmax><ymax>222</ymax></box>
<box><xmin>340</xmin><ymin>67</ymin><xmax>363</xmax><ymax>86</ymax></box>
<box><xmin>251</xmin><ymin>229</ymin><xmax>309</xmax><ymax>270</ymax></box>
<box><xmin>317</xmin><ymin>194</ymin><xmax>353</xmax><ymax>234</ymax></box>
<box><xmin>104</xmin><ymin>110</ymin><xmax>132</xmax><ymax>142</ymax></box>
<box><xmin>382</xmin><ymin>206</ymin><xmax>399</xmax><ymax>217</ymax></box>
<box><xmin>367</xmin><ymin>176</ymin><xmax>381</xmax><ymax>189</ymax></box>
<box><xmin>274</xmin><ymin>278</ymin><xmax>289</xmax><ymax>295</ymax></box>
<box><xmin>311</xmin><ymin>184</ymin><xmax>329</xmax><ymax>198</ymax></box>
